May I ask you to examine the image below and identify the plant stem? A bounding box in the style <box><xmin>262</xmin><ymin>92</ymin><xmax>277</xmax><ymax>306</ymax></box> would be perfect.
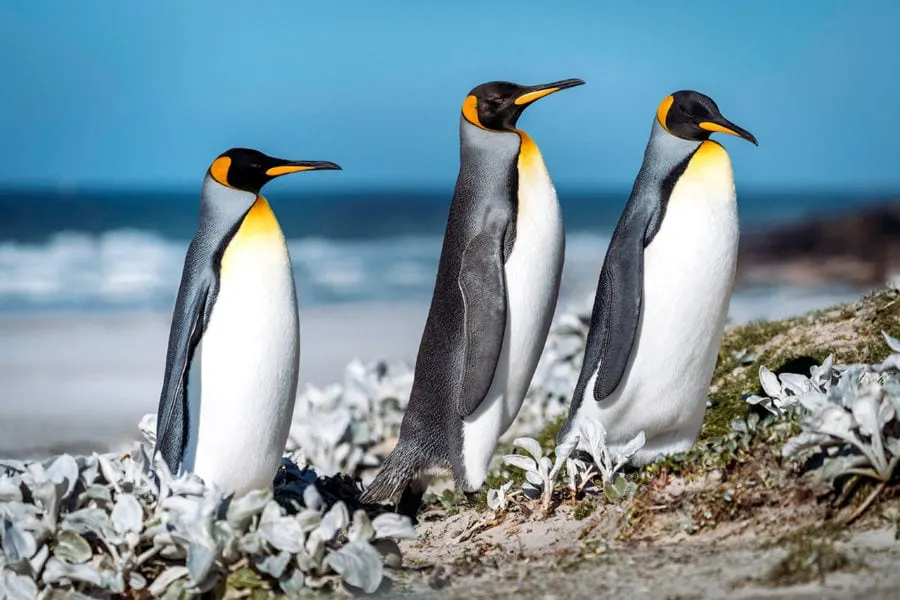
<box><xmin>135</xmin><ymin>545</ymin><xmax>161</xmax><ymax>568</ymax></box>
<box><xmin>842</xmin><ymin>480</ymin><xmax>887</xmax><ymax>525</ymax></box>
<box><xmin>820</xmin><ymin>429</ymin><xmax>885</xmax><ymax>475</ymax></box>
<box><xmin>839</xmin><ymin>468</ymin><xmax>883</xmax><ymax>480</ymax></box>
<box><xmin>577</xmin><ymin>467</ymin><xmax>596</xmax><ymax>495</ymax></box>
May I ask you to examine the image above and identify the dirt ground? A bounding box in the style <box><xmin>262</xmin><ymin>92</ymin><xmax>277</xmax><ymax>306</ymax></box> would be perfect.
<box><xmin>373</xmin><ymin>288</ymin><xmax>900</xmax><ymax>600</ymax></box>
<box><xmin>389</xmin><ymin>498</ymin><xmax>900</xmax><ymax>600</ymax></box>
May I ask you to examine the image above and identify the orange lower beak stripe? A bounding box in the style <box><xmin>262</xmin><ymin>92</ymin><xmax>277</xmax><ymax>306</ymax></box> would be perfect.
<box><xmin>698</xmin><ymin>121</ymin><xmax>741</xmax><ymax>137</ymax></box>
<box><xmin>513</xmin><ymin>87</ymin><xmax>561</xmax><ymax>106</ymax></box>
<box><xmin>265</xmin><ymin>165</ymin><xmax>316</xmax><ymax>177</ymax></box>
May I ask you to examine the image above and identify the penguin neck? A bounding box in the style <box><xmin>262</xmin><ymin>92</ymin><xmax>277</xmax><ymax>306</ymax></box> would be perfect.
<box><xmin>457</xmin><ymin>117</ymin><xmax>552</xmax><ymax>186</ymax></box>
<box><xmin>641</xmin><ymin>119</ymin><xmax>704</xmax><ymax>175</ymax></box>
<box><xmin>457</xmin><ymin>118</ymin><xmax>522</xmax><ymax>204</ymax></box>
<box><xmin>643</xmin><ymin>119</ymin><xmax>735</xmax><ymax>193</ymax></box>
<box><xmin>200</xmin><ymin>175</ymin><xmax>260</xmax><ymax>230</ymax></box>
<box><xmin>458</xmin><ymin>117</ymin><xmax>544</xmax><ymax>161</ymax></box>
<box><xmin>627</xmin><ymin>119</ymin><xmax>705</xmax><ymax>211</ymax></box>
<box><xmin>458</xmin><ymin>117</ymin><xmax>521</xmax><ymax>157</ymax></box>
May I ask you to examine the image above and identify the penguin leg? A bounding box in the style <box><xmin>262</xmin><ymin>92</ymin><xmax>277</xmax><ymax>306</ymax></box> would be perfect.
<box><xmin>572</xmin><ymin>449</ymin><xmax>594</xmax><ymax>464</ymax></box>
<box><xmin>396</xmin><ymin>483</ymin><xmax>426</xmax><ymax>525</ymax></box>
<box><xmin>619</xmin><ymin>462</ymin><xmax>641</xmax><ymax>476</ymax></box>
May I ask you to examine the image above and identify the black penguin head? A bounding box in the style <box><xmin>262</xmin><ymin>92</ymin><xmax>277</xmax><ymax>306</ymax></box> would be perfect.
<box><xmin>208</xmin><ymin>147</ymin><xmax>342</xmax><ymax>193</ymax></box>
<box><xmin>656</xmin><ymin>90</ymin><xmax>758</xmax><ymax>146</ymax></box>
<box><xmin>461</xmin><ymin>78</ymin><xmax>585</xmax><ymax>131</ymax></box>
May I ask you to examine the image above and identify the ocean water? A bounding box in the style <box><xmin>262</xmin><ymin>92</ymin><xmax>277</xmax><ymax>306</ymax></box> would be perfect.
<box><xmin>0</xmin><ymin>186</ymin><xmax>891</xmax><ymax>315</ymax></box>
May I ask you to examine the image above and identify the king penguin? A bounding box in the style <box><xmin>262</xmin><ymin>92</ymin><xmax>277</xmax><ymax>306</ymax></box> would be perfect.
<box><xmin>558</xmin><ymin>90</ymin><xmax>757</xmax><ymax>466</ymax></box>
<box><xmin>360</xmin><ymin>78</ymin><xmax>585</xmax><ymax>517</ymax></box>
<box><xmin>154</xmin><ymin>147</ymin><xmax>341</xmax><ymax>497</ymax></box>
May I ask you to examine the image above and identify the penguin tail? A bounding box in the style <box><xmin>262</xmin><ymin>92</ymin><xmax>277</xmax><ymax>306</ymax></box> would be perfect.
<box><xmin>360</xmin><ymin>442</ymin><xmax>420</xmax><ymax>505</ymax></box>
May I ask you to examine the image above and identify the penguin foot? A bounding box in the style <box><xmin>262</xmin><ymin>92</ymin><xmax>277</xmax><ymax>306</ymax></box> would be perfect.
<box><xmin>396</xmin><ymin>487</ymin><xmax>425</xmax><ymax>526</ymax></box>
<box><xmin>619</xmin><ymin>462</ymin><xmax>641</xmax><ymax>476</ymax></box>
<box><xmin>571</xmin><ymin>449</ymin><xmax>594</xmax><ymax>464</ymax></box>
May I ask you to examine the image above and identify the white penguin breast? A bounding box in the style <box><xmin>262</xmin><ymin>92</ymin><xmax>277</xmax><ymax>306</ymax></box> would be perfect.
<box><xmin>184</xmin><ymin>201</ymin><xmax>300</xmax><ymax>497</ymax></box>
<box><xmin>460</xmin><ymin>140</ymin><xmax>565</xmax><ymax>490</ymax></box>
<box><xmin>575</xmin><ymin>141</ymin><xmax>740</xmax><ymax>464</ymax></box>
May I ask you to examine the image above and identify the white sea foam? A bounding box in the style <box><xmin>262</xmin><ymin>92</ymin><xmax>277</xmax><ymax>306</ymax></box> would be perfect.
<box><xmin>0</xmin><ymin>230</ymin><xmax>184</xmax><ymax>309</ymax></box>
<box><xmin>0</xmin><ymin>227</ymin><xmax>865</xmax><ymax>323</ymax></box>
<box><xmin>0</xmin><ymin>230</ymin><xmax>614</xmax><ymax>312</ymax></box>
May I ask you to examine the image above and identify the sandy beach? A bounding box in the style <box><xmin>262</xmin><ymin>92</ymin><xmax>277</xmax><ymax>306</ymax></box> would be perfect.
<box><xmin>0</xmin><ymin>283</ymin><xmax>867</xmax><ymax>460</ymax></box>
<box><xmin>0</xmin><ymin>302</ymin><xmax>430</xmax><ymax>458</ymax></box>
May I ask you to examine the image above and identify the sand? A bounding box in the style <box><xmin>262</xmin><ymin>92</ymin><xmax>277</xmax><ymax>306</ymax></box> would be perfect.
<box><xmin>0</xmin><ymin>283</ymin><xmax>865</xmax><ymax>460</ymax></box>
<box><xmin>0</xmin><ymin>302</ymin><xmax>429</xmax><ymax>458</ymax></box>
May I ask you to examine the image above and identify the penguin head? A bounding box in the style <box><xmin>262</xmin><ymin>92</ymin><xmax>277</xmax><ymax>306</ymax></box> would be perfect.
<box><xmin>208</xmin><ymin>148</ymin><xmax>342</xmax><ymax>194</ymax></box>
<box><xmin>461</xmin><ymin>79</ymin><xmax>585</xmax><ymax>131</ymax></box>
<box><xmin>656</xmin><ymin>91</ymin><xmax>758</xmax><ymax>146</ymax></box>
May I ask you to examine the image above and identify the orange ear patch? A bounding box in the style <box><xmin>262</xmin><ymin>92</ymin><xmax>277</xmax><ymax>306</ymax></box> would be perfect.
<box><xmin>462</xmin><ymin>95</ymin><xmax>487</xmax><ymax>130</ymax></box>
<box><xmin>210</xmin><ymin>156</ymin><xmax>232</xmax><ymax>186</ymax></box>
<box><xmin>656</xmin><ymin>95</ymin><xmax>675</xmax><ymax>131</ymax></box>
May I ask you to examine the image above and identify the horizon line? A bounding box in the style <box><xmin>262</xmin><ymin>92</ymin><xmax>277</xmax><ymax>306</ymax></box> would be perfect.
<box><xmin>1</xmin><ymin>183</ymin><xmax>899</xmax><ymax>199</ymax></box>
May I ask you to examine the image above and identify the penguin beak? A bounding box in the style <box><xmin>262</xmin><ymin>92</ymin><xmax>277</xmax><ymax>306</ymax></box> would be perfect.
<box><xmin>265</xmin><ymin>160</ymin><xmax>342</xmax><ymax>177</ymax></box>
<box><xmin>698</xmin><ymin>117</ymin><xmax>758</xmax><ymax>146</ymax></box>
<box><xmin>513</xmin><ymin>78</ymin><xmax>586</xmax><ymax>106</ymax></box>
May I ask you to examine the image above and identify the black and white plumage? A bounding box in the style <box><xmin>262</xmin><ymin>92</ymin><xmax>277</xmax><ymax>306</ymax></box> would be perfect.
<box><xmin>559</xmin><ymin>90</ymin><xmax>758</xmax><ymax>465</ymax></box>
<box><xmin>361</xmin><ymin>79</ymin><xmax>585</xmax><ymax>518</ymax></box>
<box><xmin>154</xmin><ymin>148</ymin><xmax>340</xmax><ymax>497</ymax></box>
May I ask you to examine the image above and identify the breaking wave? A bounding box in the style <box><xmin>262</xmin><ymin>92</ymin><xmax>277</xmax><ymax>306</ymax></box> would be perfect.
<box><xmin>0</xmin><ymin>229</ymin><xmax>612</xmax><ymax>312</ymax></box>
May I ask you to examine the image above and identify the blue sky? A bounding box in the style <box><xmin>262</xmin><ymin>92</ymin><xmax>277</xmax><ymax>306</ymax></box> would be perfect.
<box><xmin>1</xmin><ymin>0</ymin><xmax>898</xmax><ymax>192</ymax></box>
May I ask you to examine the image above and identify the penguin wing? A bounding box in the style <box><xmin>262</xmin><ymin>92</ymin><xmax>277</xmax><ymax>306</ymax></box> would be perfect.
<box><xmin>456</xmin><ymin>210</ymin><xmax>509</xmax><ymax>417</ymax></box>
<box><xmin>585</xmin><ymin>208</ymin><xmax>652</xmax><ymax>403</ymax></box>
<box><xmin>154</xmin><ymin>268</ymin><xmax>213</xmax><ymax>472</ymax></box>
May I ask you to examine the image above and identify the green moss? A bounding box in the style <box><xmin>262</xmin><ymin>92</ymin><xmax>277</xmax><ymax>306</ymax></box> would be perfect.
<box><xmin>764</xmin><ymin>522</ymin><xmax>844</xmax><ymax>550</ymax></box>
<box><xmin>213</xmin><ymin>568</ymin><xmax>278</xmax><ymax>600</ymax></box>
<box><xmin>766</xmin><ymin>536</ymin><xmax>854</xmax><ymax>586</ymax></box>
<box><xmin>422</xmin><ymin>488</ymin><xmax>467</xmax><ymax>514</ymax></box>
<box><xmin>702</xmin><ymin>288</ymin><xmax>900</xmax><ymax>440</ymax></box>
<box><xmin>535</xmin><ymin>413</ymin><xmax>567</xmax><ymax>450</ymax></box>
<box><xmin>702</xmin><ymin>318</ymin><xmax>796</xmax><ymax>439</ymax></box>
<box><xmin>572</xmin><ymin>496</ymin><xmax>598</xmax><ymax>520</ymax></box>
<box><xmin>639</xmin><ymin>432</ymin><xmax>740</xmax><ymax>481</ymax></box>
<box><xmin>850</xmin><ymin>289</ymin><xmax>900</xmax><ymax>364</ymax></box>
<box><xmin>483</xmin><ymin>454</ymin><xmax>522</xmax><ymax>493</ymax></box>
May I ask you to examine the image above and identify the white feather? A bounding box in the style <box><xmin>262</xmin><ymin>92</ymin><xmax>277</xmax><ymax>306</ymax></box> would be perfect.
<box><xmin>571</xmin><ymin>142</ymin><xmax>739</xmax><ymax>465</ymax></box>
<box><xmin>182</xmin><ymin>216</ymin><xmax>299</xmax><ymax>497</ymax></box>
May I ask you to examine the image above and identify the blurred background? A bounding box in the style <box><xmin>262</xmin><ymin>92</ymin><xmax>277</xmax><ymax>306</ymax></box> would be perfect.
<box><xmin>0</xmin><ymin>0</ymin><xmax>898</xmax><ymax>456</ymax></box>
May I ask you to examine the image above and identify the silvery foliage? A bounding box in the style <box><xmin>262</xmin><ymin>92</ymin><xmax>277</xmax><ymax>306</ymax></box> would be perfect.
<box><xmin>0</xmin><ymin>432</ymin><xmax>416</xmax><ymax>599</ymax></box>
<box><xmin>574</xmin><ymin>419</ymin><xmax>645</xmax><ymax>487</ymax></box>
<box><xmin>568</xmin><ymin>419</ymin><xmax>645</xmax><ymax>502</ymax></box>
<box><xmin>287</xmin><ymin>359</ymin><xmax>414</xmax><ymax>480</ymax></box>
<box><xmin>502</xmin><ymin>437</ymin><xmax>577</xmax><ymax>510</ymax></box>
<box><xmin>485</xmin><ymin>482</ymin><xmax>514</xmax><ymax>513</ymax></box>
<box><xmin>745</xmin><ymin>354</ymin><xmax>836</xmax><ymax>416</ymax></box>
<box><xmin>319</xmin><ymin>299</ymin><xmax>594</xmax><ymax>486</ymax></box>
<box><xmin>499</xmin><ymin>421</ymin><xmax>645</xmax><ymax>509</ymax></box>
<box><xmin>748</xmin><ymin>332</ymin><xmax>900</xmax><ymax>487</ymax></box>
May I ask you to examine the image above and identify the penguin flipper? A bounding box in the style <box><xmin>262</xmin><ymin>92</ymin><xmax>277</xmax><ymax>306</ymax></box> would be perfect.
<box><xmin>456</xmin><ymin>212</ymin><xmax>509</xmax><ymax>418</ymax></box>
<box><xmin>587</xmin><ymin>212</ymin><xmax>649</xmax><ymax>402</ymax></box>
<box><xmin>155</xmin><ymin>273</ymin><xmax>212</xmax><ymax>473</ymax></box>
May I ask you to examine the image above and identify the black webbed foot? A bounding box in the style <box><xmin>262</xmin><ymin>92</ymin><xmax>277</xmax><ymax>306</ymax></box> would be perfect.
<box><xmin>396</xmin><ymin>487</ymin><xmax>425</xmax><ymax>525</ymax></box>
